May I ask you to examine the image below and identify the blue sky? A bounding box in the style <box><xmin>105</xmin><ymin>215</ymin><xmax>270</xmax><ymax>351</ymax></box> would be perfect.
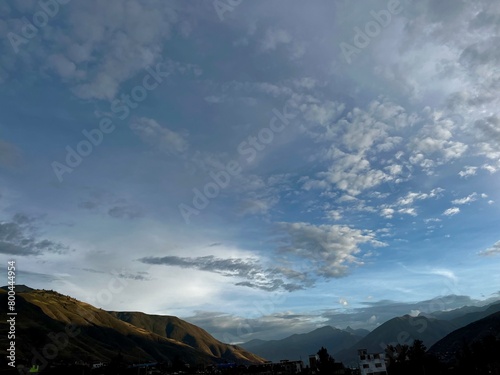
<box><xmin>1</xmin><ymin>0</ymin><xmax>500</xmax><ymax>342</ymax></box>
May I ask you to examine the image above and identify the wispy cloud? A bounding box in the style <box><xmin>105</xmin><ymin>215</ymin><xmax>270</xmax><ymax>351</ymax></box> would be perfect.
<box><xmin>130</xmin><ymin>117</ymin><xmax>189</xmax><ymax>155</ymax></box>
<box><xmin>479</xmin><ymin>241</ymin><xmax>500</xmax><ymax>257</ymax></box>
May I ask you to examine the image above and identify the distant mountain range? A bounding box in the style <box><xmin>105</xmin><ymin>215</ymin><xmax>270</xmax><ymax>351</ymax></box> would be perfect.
<box><xmin>240</xmin><ymin>326</ymin><xmax>363</xmax><ymax>362</ymax></box>
<box><xmin>0</xmin><ymin>286</ymin><xmax>265</xmax><ymax>365</ymax></box>
<box><xmin>242</xmin><ymin>300</ymin><xmax>500</xmax><ymax>366</ymax></box>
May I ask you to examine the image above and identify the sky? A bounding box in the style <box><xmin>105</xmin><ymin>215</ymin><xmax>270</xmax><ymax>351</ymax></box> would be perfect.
<box><xmin>1</xmin><ymin>0</ymin><xmax>500</xmax><ymax>343</ymax></box>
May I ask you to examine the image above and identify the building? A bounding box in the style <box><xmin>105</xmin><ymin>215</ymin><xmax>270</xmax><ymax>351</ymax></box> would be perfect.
<box><xmin>358</xmin><ymin>349</ymin><xmax>387</xmax><ymax>375</ymax></box>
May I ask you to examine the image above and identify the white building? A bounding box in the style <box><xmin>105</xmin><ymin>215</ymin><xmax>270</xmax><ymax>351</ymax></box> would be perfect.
<box><xmin>358</xmin><ymin>349</ymin><xmax>387</xmax><ymax>375</ymax></box>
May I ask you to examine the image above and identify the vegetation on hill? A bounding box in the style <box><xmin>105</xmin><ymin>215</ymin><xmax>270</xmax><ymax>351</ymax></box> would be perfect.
<box><xmin>0</xmin><ymin>287</ymin><xmax>265</xmax><ymax>368</ymax></box>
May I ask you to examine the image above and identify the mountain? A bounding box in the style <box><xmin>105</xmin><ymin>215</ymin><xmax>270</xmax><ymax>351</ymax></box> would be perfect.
<box><xmin>426</xmin><ymin>300</ymin><xmax>500</xmax><ymax>325</ymax></box>
<box><xmin>345</xmin><ymin>326</ymin><xmax>370</xmax><ymax>338</ymax></box>
<box><xmin>334</xmin><ymin>315</ymin><xmax>457</xmax><ymax>365</ymax></box>
<box><xmin>449</xmin><ymin>301</ymin><xmax>500</xmax><ymax>328</ymax></box>
<box><xmin>240</xmin><ymin>326</ymin><xmax>361</xmax><ymax>362</ymax></box>
<box><xmin>109</xmin><ymin>311</ymin><xmax>262</xmax><ymax>363</ymax></box>
<box><xmin>239</xmin><ymin>339</ymin><xmax>267</xmax><ymax>351</ymax></box>
<box><xmin>428</xmin><ymin>310</ymin><xmax>500</xmax><ymax>358</ymax></box>
<box><xmin>0</xmin><ymin>287</ymin><xmax>264</xmax><ymax>366</ymax></box>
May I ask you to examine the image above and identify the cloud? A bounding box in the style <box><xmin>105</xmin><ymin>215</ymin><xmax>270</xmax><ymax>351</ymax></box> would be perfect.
<box><xmin>139</xmin><ymin>255</ymin><xmax>308</xmax><ymax>292</ymax></box>
<box><xmin>79</xmin><ymin>267</ymin><xmax>150</xmax><ymax>280</ymax></box>
<box><xmin>53</xmin><ymin>1</ymin><xmax>178</xmax><ymax>100</ymax></box>
<box><xmin>452</xmin><ymin>193</ymin><xmax>478</xmax><ymax>205</ymax></box>
<box><xmin>78</xmin><ymin>190</ymin><xmax>144</xmax><ymax>220</ymax></box>
<box><xmin>375</xmin><ymin>188</ymin><xmax>444</xmax><ymax>219</ymax></box>
<box><xmin>397</xmin><ymin>188</ymin><xmax>445</xmax><ymax>206</ymax></box>
<box><xmin>130</xmin><ymin>117</ymin><xmax>189</xmax><ymax>155</ymax></box>
<box><xmin>238</xmin><ymin>196</ymin><xmax>279</xmax><ymax>216</ymax></box>
<box><xmin>327</xmin><ymin>210</ymin><xmax>343</xmax><ymax>221</ymax></box>
<box><xmin>276</xmin><ymin>222</ymin><xmax>385</xmax><ymax>279</ymax></box>
<box><xmin>443</xmin><ymin>207</ymin><xmax>460</xmax><ymax>216</ymax></box>
<box><xmin>1</xmin><ymin>1</ymin><xmax>192</xmax><ymax>101</ymax></box>
<box><xmin>260</xmin><ymin>28</ymin><xmax>292</xmax><ymax>51</ymax></box>
<box><xmin>429</xmin><ymin>268</ymin><xmax>458</xmax><ymax>282</ymax></box>
<box><xmin>479</xmin><ymin>241</ymin><xmax>500</xmax><ymax>257</ymax></box>
<box><xmin>302</xmin><ymin>101</ymin><xmax>345</xmax><ymax>127</ymax></box>
<box><xmin>108</xmin><ymin>206</ymin><xmax>143</xmax><ymax>219</ymax></box>
<box><xmin>305</xmin><ymin>149</ymin><xmax>391</xmax><ymax>196</ymax></box>
<box><xmin>408</xmin><ymin>113</ymin><xmax>469</xmax><ymax>171</ymax></box>
<box><xmin>458</xmin><ymin>166</ymin><xmax>478</xmax><ymax>178</ymax></box>
<box><xmin>0</xmin><ymin>214</ymin><xmax>70</xmax><ymax>256</ymax></box>
<box><xmin>300</xmin><ymin>100</ymin><xmax>417</xmax><ymax>195</ymax></box>
<box><xmin>475</xmin><ymin>116</ymin><xmax>500</xmax><ymax>144</ymax></box>
<box><xmin>398</xmin><ymin>207</ymin><xmax>417</xmax><ymax>216</ymax></box>
<box><xmin>380</xmin><ymin>208</ymin><xmax>395</xmax><ymax>219</ymax></box>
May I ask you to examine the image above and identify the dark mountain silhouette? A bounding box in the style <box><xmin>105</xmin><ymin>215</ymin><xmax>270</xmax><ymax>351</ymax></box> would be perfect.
<box><xmin>334</xmin><ymin>315</ymin><xmax>457</xmax><ymax>365</ymax></box>
<box><xmin>240</xmin><ymin>325</ymin><xmax>361</xmax><ymax>362</ymax></box>
<box><xmin>428</xmin><ymin>310</ymin><xmax>500</xmax><ymax>358</ymax></box>
<box><xmin>0</xmin><ymin>287</ymin><xmax>264</xmax><ymax>366</ymax></box>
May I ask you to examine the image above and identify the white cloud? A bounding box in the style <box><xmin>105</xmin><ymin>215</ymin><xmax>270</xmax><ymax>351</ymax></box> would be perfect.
<box><xmin>479</xmin><ymin>241</ymin><xmax>500</xmax><ymax>257</ymax></box>
<box><xmin>381</xmin><ymin>208</ymin><xmax>395</xmax><ymax>219</ymax></box>
<box><xmin>397</xmin><ymin>188</ymin><xmax>444</xmax><ymax>206</ymax></box>
<box><xmin>327</xmin><ymin>210</ymin><xmax>343</xmax><ymax>221</ymax></box>
<box><xmin>398</xmin><ymin>207</ymin><xmax>417</xmax><ymax>216</ymax></box>
<box><xmin>130</xmin><ymin>117</ymin><xmax>188</xmax><ymax>154</ymax></box>
<box><xmin>424</xmin><ymin>218</ymin><xmax>441</xmax><ymax>224</ymax></box>
<box><xmin>482</xmin><ymin>163</ymin><xmax>499</xmax><ymax>174</ymax></box>
<box><xmin>302</xmin><ymin>101</ymin><xmax>345</xmax><ymax>127</ymax></box>
<box><xmin>277</xmin><ymin>222</ymin><xmax>385</xmax><ymax>279</ymax></box>
<box><xmin>430</xmin><ymin>268</ymin><xmax>458</xmax><ymax>282</ymax></box>
<box><xmin>452</xmin><ymin>193</ymin><xmax>477</xmax><ymax>205</ymax></box>
<box><xmin>311</xmin><ymin>149</ymin><xmax>391</xmax><ymax>196</ymax></box>
<box><xmin>443</xmin><ymin>207</ymin><xmax>460</xmax><ymax>216</ymax></box>
<box><xmin>458</xmin><ymin>166</ymin><xmax>478</xmax><ymax>178</ymax></box>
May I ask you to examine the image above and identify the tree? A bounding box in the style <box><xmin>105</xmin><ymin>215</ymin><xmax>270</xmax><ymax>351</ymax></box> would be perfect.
<box><xmin>386</xmin><ymin>340</ymin><xmax>429</xmax><ymax>375</ymax></box>
<box><xmin>317</xmin><ymin>347</ymin><xmax>344</xmax><ymax>373</ymax></box>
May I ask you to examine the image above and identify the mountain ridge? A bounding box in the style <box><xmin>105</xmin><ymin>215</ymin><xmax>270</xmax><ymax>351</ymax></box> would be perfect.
<box><xmin>0</xmin><ymin>286</ymin><xmax>265</xmax><ymax>365</ymax></box>
<box><xmin>240</xmin><ymin>325</ymin><xmax>361</xmax><ymax>362</ymax></box>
